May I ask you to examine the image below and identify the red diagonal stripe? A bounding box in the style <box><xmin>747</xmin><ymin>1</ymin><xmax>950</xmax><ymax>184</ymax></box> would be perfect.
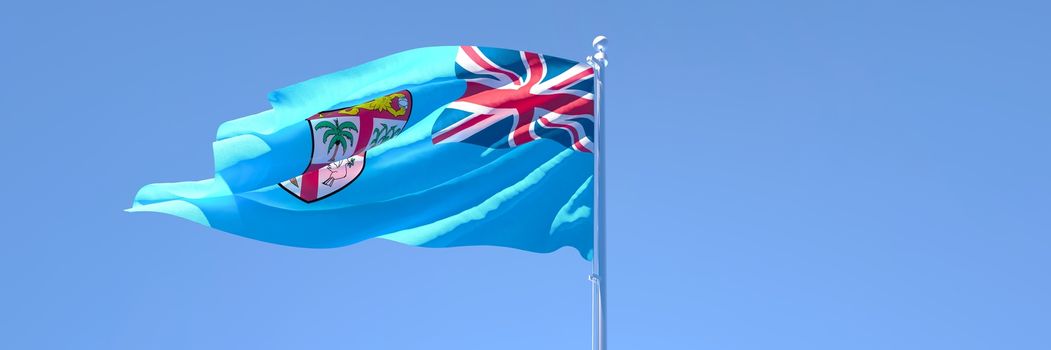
<box><xmin>433</xmin><ymin>113</ymin><xmax>496</xmax><ymax>144</ymax></box>
<box><xmin>463</xmin><ymin>46</ymin><xmax>520</xmax><ymax>85</ymax></box>
<box><xmin>549</xmin><ymin>68</ymin><xmax>594</xmax><ymax>90</ymax></box>
<box><xmin>538</xmin><ymin>117</ymin><xmax>591</xmax><ymax>153</ymax></box>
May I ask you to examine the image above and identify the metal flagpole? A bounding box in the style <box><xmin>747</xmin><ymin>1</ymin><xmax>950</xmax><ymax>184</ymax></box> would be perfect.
<box><xmin>587</xmin><ymin>35</ymin><xmax>608</xmax><ymax>350</ymax></box>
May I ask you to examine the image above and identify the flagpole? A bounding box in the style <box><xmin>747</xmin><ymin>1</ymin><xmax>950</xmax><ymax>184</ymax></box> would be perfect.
<box><xmin>587</xmin><ymin>35</ymin><xmax>609</xmax><ymax>350</ymax></box>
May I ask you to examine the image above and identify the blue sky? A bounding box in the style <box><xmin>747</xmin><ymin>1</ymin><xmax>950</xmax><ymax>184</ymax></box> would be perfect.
<box><xmin>2</xmin><ymin>0</ymin><xmax>1049</xmax><ymax>349</ymax></box>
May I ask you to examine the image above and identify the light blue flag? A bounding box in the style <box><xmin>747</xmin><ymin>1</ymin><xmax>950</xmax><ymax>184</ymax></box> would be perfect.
<box><xmin>130</xmin><ymin>45</ymin><xmax>597</xmax><ymax>259</ymax></box>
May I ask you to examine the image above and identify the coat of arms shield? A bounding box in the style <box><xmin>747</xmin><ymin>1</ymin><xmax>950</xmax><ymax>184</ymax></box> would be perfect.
<box><xmin>280</xmin><ymin>90</ymin><xmax>413</xmax><ymax>202</ymax></box>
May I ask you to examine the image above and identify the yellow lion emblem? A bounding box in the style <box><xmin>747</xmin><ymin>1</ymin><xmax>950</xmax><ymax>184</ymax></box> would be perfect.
<box><xmin>338</xmin><ymin>93</ymin><xmax>409</xmax><ymax>117</ymax></box>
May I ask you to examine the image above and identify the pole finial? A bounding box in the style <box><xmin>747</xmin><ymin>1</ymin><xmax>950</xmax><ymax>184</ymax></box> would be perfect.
<box><xmin>592</xmin><ymin>35</ymin><xmax>608</xmax><ymax>51</ymax></box>
<box><xmin>587</xmin><ymin>35</ymin><xmax>609</xmax><ymax>69</ymax></box>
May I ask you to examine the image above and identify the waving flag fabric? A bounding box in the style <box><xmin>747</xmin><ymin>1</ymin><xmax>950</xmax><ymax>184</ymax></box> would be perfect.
<box><xmin>130</xmin><ymin>46</ymin><xmax>596</xmax><ymax>259</ymax></box>
<box><xmin>434</xmin><ymin>46</ymin><xmax>595</xmax><ymax>152</ymax></box>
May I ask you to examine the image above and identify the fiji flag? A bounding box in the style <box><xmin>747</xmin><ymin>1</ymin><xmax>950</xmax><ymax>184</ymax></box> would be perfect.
<box><xmin>130</xmin><ymin>46</ymin><xmax>597</xmax><ymax>259</ymax></box>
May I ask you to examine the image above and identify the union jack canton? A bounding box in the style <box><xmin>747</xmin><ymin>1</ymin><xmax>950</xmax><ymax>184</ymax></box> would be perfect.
<box><xmin>432</xmin><ymin>46</ymin><xmax>596</xmax><ymax>152</ymax></box>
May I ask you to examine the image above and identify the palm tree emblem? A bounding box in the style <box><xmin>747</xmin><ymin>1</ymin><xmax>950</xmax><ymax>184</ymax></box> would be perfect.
<box><xmin>314</xmin><ymin>119</ymin><xmax>358</xmax><ymax>162</ymax></box>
